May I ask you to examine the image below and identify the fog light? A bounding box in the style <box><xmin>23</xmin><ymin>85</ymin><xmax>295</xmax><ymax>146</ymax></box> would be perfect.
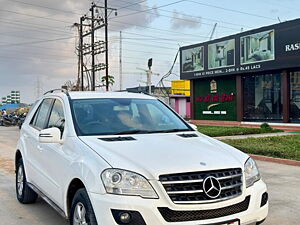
<box><xmin>119</xmin><ymin>212</ymin><xmax>131</xmax><ymax>224</ymax></box>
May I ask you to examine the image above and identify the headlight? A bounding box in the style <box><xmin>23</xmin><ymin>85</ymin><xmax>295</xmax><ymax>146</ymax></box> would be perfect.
<box><xmin>244</xmin><ymin>157</ymin><xmax>261</xmax><ymax>188</ymax></box>
<box><xmin>101</xmin><ymin>169</ymin><xmax>158</xmax><ymax>199</ymax></box>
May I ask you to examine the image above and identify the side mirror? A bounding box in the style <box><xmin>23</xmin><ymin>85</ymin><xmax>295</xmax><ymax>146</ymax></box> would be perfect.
<box><xmin>188</xmin><ymin>123</ymin><xmax>198</xmax><ymax>131</ymax></box>
<box><xmin>39</xmin><ymin>127</ymin><xmax>63</xmax><ymax>144</ymax></box>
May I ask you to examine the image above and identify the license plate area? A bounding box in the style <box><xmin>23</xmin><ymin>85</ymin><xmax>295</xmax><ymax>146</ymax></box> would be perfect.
<box><xmin>221</xmin><ymin>221</ymin><xmax>239</xmax><ymax>225</ymax></box>
<box><xmin>204</xmin><ymin>220</ymin><xmax>240</xmax><ymax>225</ymax></box>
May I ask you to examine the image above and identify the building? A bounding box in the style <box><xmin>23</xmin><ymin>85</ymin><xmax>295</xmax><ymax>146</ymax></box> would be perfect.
<box><xmin>126</xmin><ymin>86</ymin><xmax>171</xmax><ymax>95</ymax></box>
<box><xmin>11</xmin><ymin>91</ymin><xmax>20</xmax><ymax>104</ymax></box>
<box><xmin>169</xmin><ymin>80</ymin><xmax>191</xmax><ymax>119</ymax></box>
<box><xmin>1</xmin><ymin>91</ymin><xmax>20</xmax><ymax>105</ymax></box>
<box><xmin>180</xmin><ymin>19</ymin><xmax>300</xmax><ymax>124</ymax></box>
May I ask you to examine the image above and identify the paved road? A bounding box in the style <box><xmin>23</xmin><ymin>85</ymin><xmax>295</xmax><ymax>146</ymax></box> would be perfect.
<box><xmin>0</xmin><ymin>126</ymin><xmax>299</xmax><ymax>224</ymax></box>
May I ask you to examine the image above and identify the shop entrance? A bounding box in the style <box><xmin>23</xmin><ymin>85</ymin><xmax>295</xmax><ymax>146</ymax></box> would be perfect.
<box><xmin>243</xmin><ymin>73</ymin><xmax>282</xmax><ymax>121</ymax></box>
<box><xmin>290</xmin><ymin>71</ymin><xmax>300</xmax><ymax>122</ymax></box>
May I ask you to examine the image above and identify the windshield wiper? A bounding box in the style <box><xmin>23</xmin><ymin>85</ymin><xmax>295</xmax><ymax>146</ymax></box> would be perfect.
<box><xmin>148</xmin><ymin>128</ymin><xmax>192</xmax><ymax>134</ymax></box>
<box><xmin>114</xmin><ymin>130</ymin><xmax>149</xmax><ymax>135</ymax></box>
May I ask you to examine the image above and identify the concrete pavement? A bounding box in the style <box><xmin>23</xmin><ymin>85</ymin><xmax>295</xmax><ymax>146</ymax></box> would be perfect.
<box><xmin>0</xmin><ymin>126</ymin><xmax>299</xmax><ymax>224</ymax></box>
<box><xmin>215</xmin><ymin>132</ymin><xmax>298</xmax><ymax>140</ymax></box>
<box><xmin>0</xmin><ymin>127</ymin><xmax>68</xmax><ymax>225</ymax></box>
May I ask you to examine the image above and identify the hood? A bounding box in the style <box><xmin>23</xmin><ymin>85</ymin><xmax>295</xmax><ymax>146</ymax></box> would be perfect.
<box><xmin>79</xmin><ymin>132</ymin><xmax>248</xmax><ymax>180</ymax></box>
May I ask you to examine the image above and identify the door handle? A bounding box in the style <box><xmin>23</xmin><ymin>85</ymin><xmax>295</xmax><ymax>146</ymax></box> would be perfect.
<box><xmin>37</xmin><ymin>145</ymin><xmax>43</xmax><ymax>152</ymax></box>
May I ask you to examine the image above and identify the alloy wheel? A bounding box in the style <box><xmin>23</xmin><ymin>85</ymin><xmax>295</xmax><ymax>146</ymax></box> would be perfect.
<box><xmin>17</xmin><ymin>166</ymin><xmax>24</xmax><ymax>197</ymax></box>
<box><xmin>73</xmin><ymin>202</ymin><xmax>88</xmax><ymax>225</ymax></box>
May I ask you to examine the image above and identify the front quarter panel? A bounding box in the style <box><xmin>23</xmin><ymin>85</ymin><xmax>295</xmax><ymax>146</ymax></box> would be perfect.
<box><xmin>62</xmin><ymin>137</ymin><xmax>111</xmax><ymax>213</ymax></box>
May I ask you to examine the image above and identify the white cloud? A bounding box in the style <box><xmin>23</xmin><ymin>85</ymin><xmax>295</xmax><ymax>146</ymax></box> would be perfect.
<box><xmin>170</xmin><ymin>10</ymin><xmax>201</xmax><ymax>30</ymax></box>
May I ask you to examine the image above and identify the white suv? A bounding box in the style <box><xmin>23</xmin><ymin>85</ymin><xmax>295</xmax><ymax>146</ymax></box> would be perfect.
<box><xmin>16</xmin><ymin>90</ymin><xmax>268</xmax><ymax>225</ymax></box>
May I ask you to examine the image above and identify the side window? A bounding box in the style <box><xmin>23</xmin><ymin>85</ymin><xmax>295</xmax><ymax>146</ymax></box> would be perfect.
<box><xmin>30</xmin><ymin>105</ymin><xmax>41</xmax><ymax>127</ymax></box>
<box><xmin>47</xmin><ymin>99</ymin><xmax>65</xmax><ymax>134</ymax></box>
<box><xmin>30</xmin><ymin>99</ymin><xmax>53</xmax><ymax>129</ymax></box>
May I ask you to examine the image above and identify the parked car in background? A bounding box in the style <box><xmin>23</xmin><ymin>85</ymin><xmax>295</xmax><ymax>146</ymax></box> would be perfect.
<box><xmin>15</xmin><ymin>90</ymin><xmax>268</xmax><ymax>225</ymax></box>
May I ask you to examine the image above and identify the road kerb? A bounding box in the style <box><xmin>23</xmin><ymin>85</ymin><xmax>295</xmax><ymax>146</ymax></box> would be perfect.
<box><xmin>250</xmin><ymin>154</ymin><xmax>300</xmax><ymax>167</ymax></box>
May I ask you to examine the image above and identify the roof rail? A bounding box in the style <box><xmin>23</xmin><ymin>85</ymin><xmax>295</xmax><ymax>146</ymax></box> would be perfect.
<box><xmin>43</xmin><ymin>89</ymin><xmax>70</xmax><ymax>97</ymax></box>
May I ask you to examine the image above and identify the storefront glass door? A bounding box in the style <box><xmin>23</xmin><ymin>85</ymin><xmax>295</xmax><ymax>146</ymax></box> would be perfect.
<box><xmin>290</xmin><ymin>71</ymin><xmax>300</xmax><ymax>122</ymax></box>
<box><xmin>243</xmin><ymin>73</ymin><xmax>282</xmax><ymax>121</ymax></box>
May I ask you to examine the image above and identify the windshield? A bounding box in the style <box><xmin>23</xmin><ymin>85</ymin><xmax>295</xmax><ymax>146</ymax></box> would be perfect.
<box><xmin>71</xmin><ymin>98</ymin><xmax>191</xmax><ymax>136</ymax></box>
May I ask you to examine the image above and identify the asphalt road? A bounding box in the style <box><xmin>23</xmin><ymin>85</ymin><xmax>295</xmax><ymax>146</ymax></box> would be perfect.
<box><xmin>0</xmin><ymin>126</ymin><xmax>299</xmax><ymax>225</ymax></box>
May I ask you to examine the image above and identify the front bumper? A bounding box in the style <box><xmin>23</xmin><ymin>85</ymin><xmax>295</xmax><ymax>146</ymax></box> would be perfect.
<box><xmin>89</xmin><ymin>179</ymin><xmax>268</xmax><ymax>225</ymax></box>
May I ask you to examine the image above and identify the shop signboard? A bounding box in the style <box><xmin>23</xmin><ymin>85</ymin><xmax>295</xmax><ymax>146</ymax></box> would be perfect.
<box><xmin>194</xmin><ymin>77</ymin><xmax>237</xmax><ymax>121</ymax></box>
<box><xmin>180</xmin><ymin>18</ymin><xmax>300</xmax><ymax>79</ymax></box>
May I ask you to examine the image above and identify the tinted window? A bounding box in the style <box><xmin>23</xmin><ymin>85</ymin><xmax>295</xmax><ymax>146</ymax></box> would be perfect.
<box><xmin>290</xmin><ymin>71</ymin><xmax>300</xmax><ymax>122</ymax></box>
<box><xmin>31</xmin><ymin>99</ymin><xmax>53</xmax><ymax>129</ymax></box>
<box><xmin>71</xmin><ymin>98</ymin><xmax>191</xmax><ymax>136</ymax></box>
<box><xmin>243</xmin><ymin>73</ymin><xmax>282</xmax><ymax>121</ymax></box>
<box><xmin>47</xmin><ymin>100</ymin><xmax>65</xmax><ymax>133</ymax></box>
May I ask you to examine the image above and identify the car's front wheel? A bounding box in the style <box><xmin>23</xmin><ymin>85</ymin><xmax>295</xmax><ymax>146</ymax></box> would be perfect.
<box><xmin>16</xmin><ymin>158</ymin><xmax>38</xmax><ymax>204</ymax></box>
<box><xmin>70</xmin><ymin>188</ymin><xmax>98</xmax><ymax>225</ymax></box>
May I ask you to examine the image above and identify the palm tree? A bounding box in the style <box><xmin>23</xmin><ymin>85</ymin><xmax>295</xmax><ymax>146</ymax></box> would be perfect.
<box><xmin>101</xmin><ymin>75</ymin><xmax>115</xmax><ymax>89</ymax></box>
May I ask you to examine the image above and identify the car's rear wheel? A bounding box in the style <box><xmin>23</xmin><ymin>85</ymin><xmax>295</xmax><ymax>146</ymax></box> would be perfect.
<box><xmin>16</xmin><ymin>158</ymin><xmax>38</xmax><ymax>204</ymax></box>
<box><xmin>70</xmin><ymin>188</ymin><xmax>98</xmax><ymax>225</ymax></box>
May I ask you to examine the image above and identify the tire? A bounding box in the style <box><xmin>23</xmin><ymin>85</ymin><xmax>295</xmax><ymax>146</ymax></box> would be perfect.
<box><xmin>16</xmin><ymin>158</ymin><xmax>38</xmax><ymax>204</ymax></box>
<box><xmin>70</xmin><ymin>188</ymin><xmax>98</xmax><ymax>225</ymax></box>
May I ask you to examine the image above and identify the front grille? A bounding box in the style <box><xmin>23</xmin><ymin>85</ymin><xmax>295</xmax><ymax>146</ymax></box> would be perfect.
<box><xmin>159</xmin><ymin>168</ymin><xmax>243</xmax><ymax>204</ymax></box>
<box><xmin>158</xmin><ymin>196</ymin><xmax>250</xmax><ymax>222</ymax></box>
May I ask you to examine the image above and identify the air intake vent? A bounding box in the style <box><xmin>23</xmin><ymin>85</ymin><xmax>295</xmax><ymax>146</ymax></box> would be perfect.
<box><xmin>99</xmin><ymin>136</ymin><xmax>136</xmax><ymax>142</ymax></box>
<box><xmin>158</xmin><ymin>196</ymin><xmax>250</xmax><ymax>222</ymax></box>
<box><xmin>177</xmin><ymin>133</ymin><xmax>198</xmax><ymax>138</ymax></box>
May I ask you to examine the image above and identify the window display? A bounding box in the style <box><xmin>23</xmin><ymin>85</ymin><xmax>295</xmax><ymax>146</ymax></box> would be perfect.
<box><xmin>243</xmin><ymin>73</ymin><xmax>282</xmax><ymax>121</ymax></box>
<box><xmin>290</xmin><ymin>71</ymin><xmax>300</xmax><ymax>122</ymax></box>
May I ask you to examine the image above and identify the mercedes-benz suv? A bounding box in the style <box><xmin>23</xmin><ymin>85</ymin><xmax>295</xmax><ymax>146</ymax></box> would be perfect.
<box><xmin>15</xmin><ymin>90</ymin><xmax>268</xmax><ymax>225</ymax></box>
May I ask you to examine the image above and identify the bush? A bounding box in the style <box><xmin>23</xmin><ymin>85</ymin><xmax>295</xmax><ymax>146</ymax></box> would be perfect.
<box><xmin>260</xmin><ymin>123</ymin><xmax>272</xmax><ymax>131</ymax></box>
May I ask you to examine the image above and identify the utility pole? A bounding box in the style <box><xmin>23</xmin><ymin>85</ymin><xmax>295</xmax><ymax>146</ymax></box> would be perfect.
<box><xmin>75</xmin><ymin>2</ymin><xmax>117</xmax><ymax>92</ymax></box>
<box><xmin>119</xmin><ymin>31</ymin><xmax>122</xmax><ymax>91</ymax></box>
<box><xmin>104</xmin><ymin>0</ymin><xmax>109</xmax><ymax>91</ymax></box>
<box><xmin>91</xmin><ymin>3</ymin><xmax>95</xmax><ymax>91</ymax></box>
<box><xmin>80</xmin><ymin>17</ymin><xmax>84</xmax><ymax>91</ymax></box>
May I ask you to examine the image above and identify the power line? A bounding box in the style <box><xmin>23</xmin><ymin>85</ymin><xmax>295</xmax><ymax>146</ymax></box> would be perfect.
<box><xmin>0</xmin><ymin>36</ymin><xmax>75</xmax><ymax>48</ymax></box>
<box><xmin>111</xmin><ymin>0</ymin><xmax>242</xmax><ymax>31</ymax></box>
<box><xmin>109</xmin><ymin>20</ymin><xmax>210</xmax><ymax>39</ymax></box>
<box><xmin>6</xmin><ymin>0</ymin><xmax>82</xmax><ymax>15</ymax></box>
<box><xmin>116</xmin><ymin>0</ymin><xmax>252</xmax><ymax>29</ymax></box>
<box><xmin>0</xmin><ymin>21</ymin><xmax>73</xmax><ymax>37</ymax></box>
<box><xmin>0</xmin><ymin>9</ymin><xmax>73</xmax><ymax>24</ymax></box>
<box><xmin>116</xmin><ymin>0</ymin><xmax>148</xmax><ymax>10</ymax></box>
<box><xmin>0</xmin><ymin>40</ymin><xmax>75</xmax><ymax>53</ymax></box>
<box><xmin>113</xmin><ymin>0</ymin><xmax>188</xmax><ymax>19</ymax></box>
<box><xmin>0</xmin><ymin>18</ymin><xmax>74</xmax><ymax>34</ymax></box>
<box><xmin>109</xmin><ymin>28</ymin><xmax>198</xmax><ymax>43</ymax></box>
<box><xmin>0</xmin><ymin>55</ymin><xmax>77</xmax><ymax>65</ymax></box>
<box><xmin>188</xmin><ymin>0</ymin><xmax>277</xmax><ymax>21</ymax></box>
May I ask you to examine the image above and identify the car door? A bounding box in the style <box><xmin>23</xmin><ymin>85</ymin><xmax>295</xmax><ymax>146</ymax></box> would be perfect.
<box><xmin>38</xmin><ymin>98</ymin><xmax>68</xmax><ymax>207</ymax></box>
<box><xmin>24</xmin><ymin>98</ymin><xmax>54</xmax><ymax>192</ymax></box>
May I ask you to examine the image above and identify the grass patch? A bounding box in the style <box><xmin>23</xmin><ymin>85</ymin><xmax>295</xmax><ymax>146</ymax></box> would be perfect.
<box><xmin>197</xmin><ymin>125</ymin><xmax>283</xmax><ymax>137</ymax></box>
<box><xmin>222</xmin><ymin>135</ymin><xmax>300</xmax><ymax>161</ymax></box>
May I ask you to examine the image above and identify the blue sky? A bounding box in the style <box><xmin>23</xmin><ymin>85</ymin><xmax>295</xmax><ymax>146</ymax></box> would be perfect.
<box><xmin>0</xmin><ymin>0</ymin><xmax>299</xmax><ymax>103</ymax></box>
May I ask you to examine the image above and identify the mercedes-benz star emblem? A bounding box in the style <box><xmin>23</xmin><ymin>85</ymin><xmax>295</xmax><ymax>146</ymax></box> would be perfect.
<box><xmin>203</xmin><ymin>176</ymin><xmax>221</xmax><ymax>199</ymax></box>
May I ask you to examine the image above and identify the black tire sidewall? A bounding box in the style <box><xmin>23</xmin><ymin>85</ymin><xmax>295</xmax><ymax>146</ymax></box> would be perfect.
<box><xmin>16</xmin><ymin>159</ymin><xmax>26</xmax><ymax>201</ymax></box>
<box><xmin>70</xmin><ymin>188</ymin><xmax>98</xmax><ymax>225</ymax></box>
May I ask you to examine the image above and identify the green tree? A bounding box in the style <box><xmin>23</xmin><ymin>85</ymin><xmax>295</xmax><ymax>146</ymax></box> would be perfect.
<box><xmin>101</xmin><ymin>75</ymin><xmax>115</xmax><ymax>89</ymax></box>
